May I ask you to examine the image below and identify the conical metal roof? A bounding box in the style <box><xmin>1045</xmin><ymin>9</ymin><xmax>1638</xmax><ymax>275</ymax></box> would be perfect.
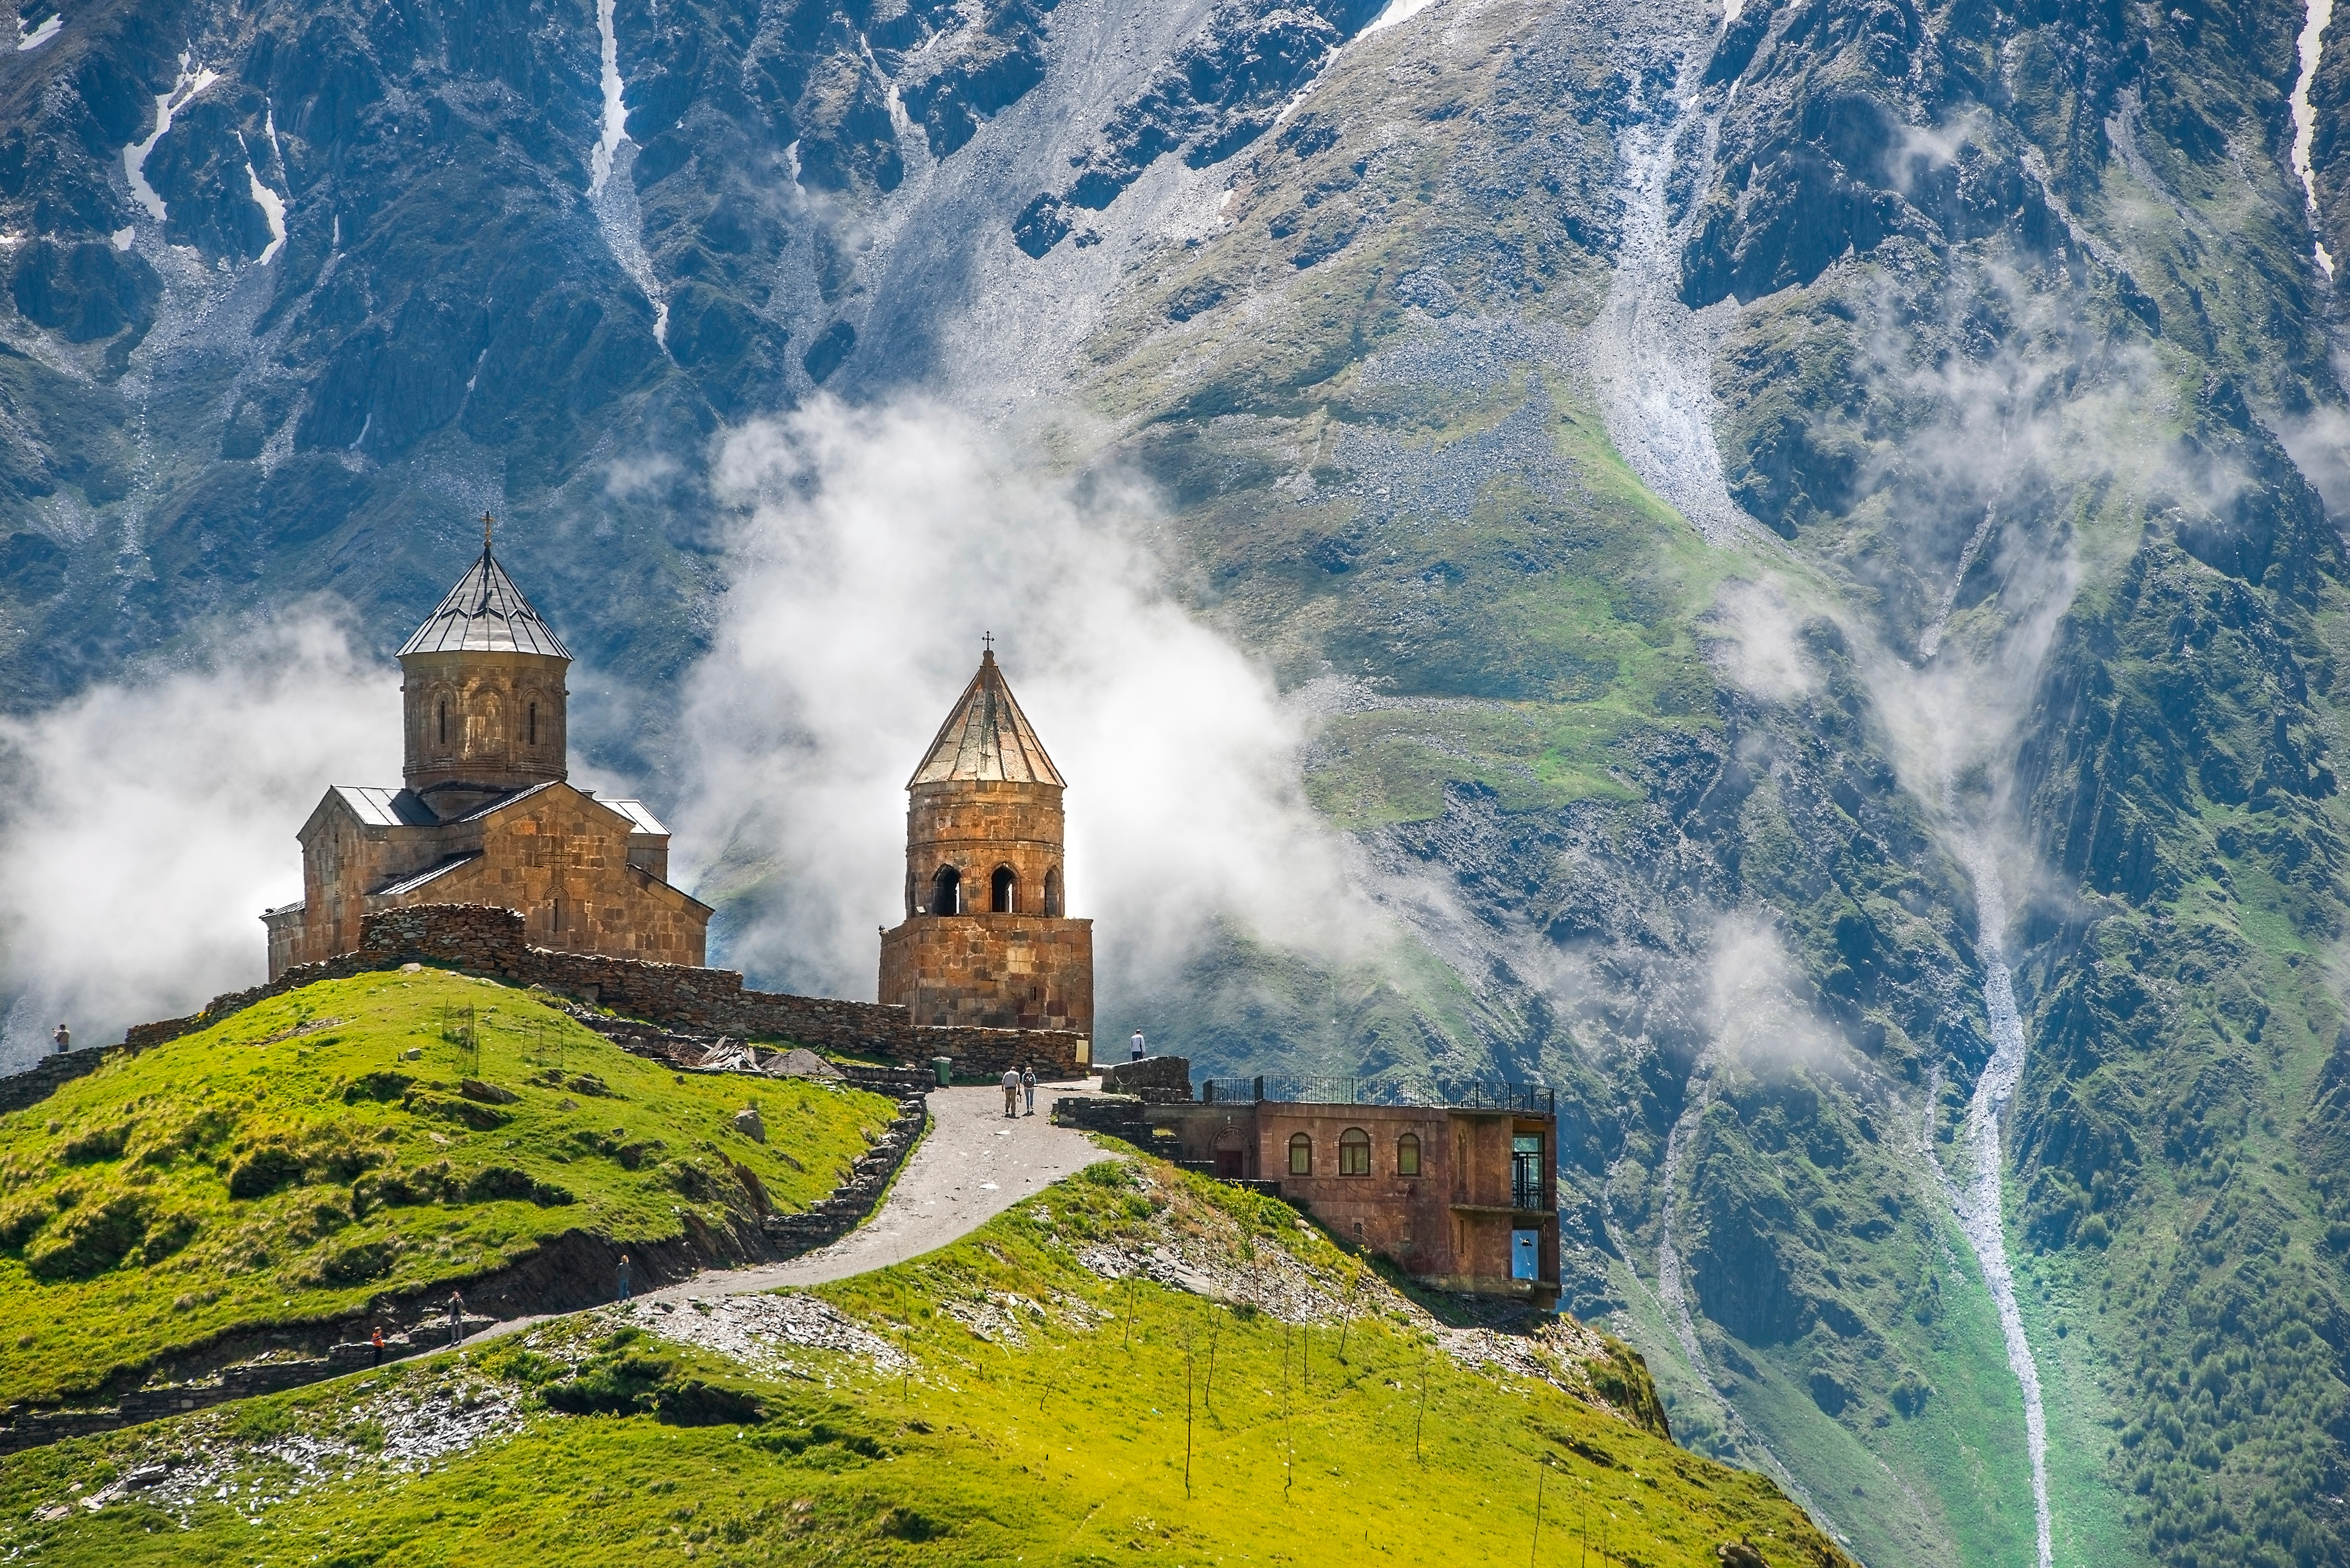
<box><xmin>909</xmin><ymin>650</ymin><xmax>1064</xmax><ymax>787</ymax></box>
<box><xmin>397</xmin><ymin>530</ymin><xmax>570</xmax><ymax>658</ymax></box>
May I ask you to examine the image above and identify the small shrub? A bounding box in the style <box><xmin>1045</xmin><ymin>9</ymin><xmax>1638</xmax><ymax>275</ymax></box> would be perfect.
<box><xmin>27</xmin><ymin>1194</ymin><xmax>151</xmax><ymax>1281</ymax></box>
<box><xmin>877</xmin><ymin>1506</ymin><xmax>945</xmax><ymax>1542</ymax></box>
<box><xmin>404</xmin><ymin>1091</ymin><xmax>510</xmax><ymax>1131</ymax></box>
<box><xmin>61</xmin><ymin>1125</ymin><xmax>130</xmax><ymax>1163</ymax></box>
<box><xmin>315</xmin><ymin>1237</ymin><xmax>400</xmax><ymax>1284</ymax></box>
<box><xmin>342</xmin><ymin>1072</ymin><xmax>414</xmax><ymax>1105</ymax></box>
<box><xmin>0</xmin><ymin>1195</ymin><xmax>53</xmax><ymax>1250</ymax></box>
<box><xmin>139</xmin><ymin>1208</ymin><xmax>202</xmax><ymax>1264</ymax></box>
<box><xmin>463</xmin><ymin>1166</ymin><xmax>539</xmax><ymax>1204</ymax></box>
<box><xmin>228</xmin><ymin>1145</ymin><xmax>303</xmax><ymax>1200</ymax></box>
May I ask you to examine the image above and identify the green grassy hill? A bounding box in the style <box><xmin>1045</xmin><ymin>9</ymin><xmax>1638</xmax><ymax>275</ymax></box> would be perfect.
<box><xmin>0</xmin><ymin>971</ymin><xmax>896</xmax><ymax>1405</ymax></box>
<box><xmin>0</xmin><ymin>1157</ymin><xmax>1849</xmax><ymax>1568</ymax></box>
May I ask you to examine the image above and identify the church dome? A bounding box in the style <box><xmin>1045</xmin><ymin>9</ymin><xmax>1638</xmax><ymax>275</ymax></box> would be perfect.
<box><xmin>398</xmin><ymin>520</ymin><xmax>570</xmax><ymax>659</ymax></box>
<box><xmin>908</xmin><ymin>649</ymin><xmax>1063</xmax><ymax>787</ymax></box>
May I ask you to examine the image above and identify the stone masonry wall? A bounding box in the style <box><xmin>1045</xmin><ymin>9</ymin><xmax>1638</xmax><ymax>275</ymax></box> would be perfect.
<box><xmin>118</xmin><ymin>904</ymin><xmax>1086</xmax><ymax>1078</ymax></box>
<box><xmin>878</xmin><ymin>914</ymin><xmax>1094</xmax><ymax>1035</ymax></box>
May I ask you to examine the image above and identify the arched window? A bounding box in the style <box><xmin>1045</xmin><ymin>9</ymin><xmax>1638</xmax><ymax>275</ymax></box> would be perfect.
<box><xmin>930</xmin><ymin>865</ymin><xmax>961</xmax><ymax>916</ymax></box>
<box><xmin>437</xmin><ymin>699</ymin><xmax>449</xmax><ymax>746</ymax></box>
<box><xmin>1338</xmin><ymin>1127</ymin><xmax>1371</xmax><ymax>1176</ymax></box>
<box><xmin>528</xmin><ymin>702</ymin><xmax>538</xmax><ymax>746</ymax></box>
<box><xmin>991</xmin><ymin>865</ymin><xmax>1017</xmax><ymax>913</ymax></box>
<box><xmin>1042</xmin><ymin>867</ymin><xmax>1062</xmax><ymax>917</ymax></box>
<box><xmin>1288</xmin><ymin>1133</ymin><xmax>1313</xmax><ymax>1176</ymax></box>
<box><xmin>1396</xmin><ymin>1133</ymin><xmax>1421</xmax><ymax>1177</ymax></box>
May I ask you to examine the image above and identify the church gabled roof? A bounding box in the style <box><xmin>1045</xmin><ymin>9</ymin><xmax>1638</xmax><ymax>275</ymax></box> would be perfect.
<box><xmin>908</xmin><ymin>649</ymin><xmax>1065</xmax><ymax>788</ymax></box>
<box><xmin>397</xmin><ymin>529</ymin><xmax>570</xmax><ymax>658</ymax></box>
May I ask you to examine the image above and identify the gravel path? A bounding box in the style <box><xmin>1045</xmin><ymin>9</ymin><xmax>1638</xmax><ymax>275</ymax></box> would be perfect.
<box><xmin>652</xmin><ymin>1080</ymin><xmax>1117</xmax><ymax>1298</ymax></box>
<box><xmin>480</xmin><ymin>1081</ymin><xmax>1117</xmax><ymax>1343</ymax></box>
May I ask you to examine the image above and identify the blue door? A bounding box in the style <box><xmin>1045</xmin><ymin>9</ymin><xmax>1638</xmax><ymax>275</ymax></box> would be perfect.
<box><xmin>1511</xmin><ymin>1229</ymin><xmax>1539</xmax><ymax>1281</ymax></box>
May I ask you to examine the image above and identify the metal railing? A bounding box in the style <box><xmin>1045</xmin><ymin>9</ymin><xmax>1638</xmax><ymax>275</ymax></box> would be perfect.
<box><xmin>1200</xmin><ymin>1076</ymin><xmax>1555</xmax><ymax>1115</ymax></box>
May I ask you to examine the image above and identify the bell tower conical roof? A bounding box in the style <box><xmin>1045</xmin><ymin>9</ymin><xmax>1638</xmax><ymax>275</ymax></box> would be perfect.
<box><xmin>398</xmin><ymin>518</ymin><xmax>570</xmax><ymax>659</ymax></box>
<box><xmin>909</xmin><ymin>648</ymin><xmax>1064</xmax><ymax>787</ymax></box>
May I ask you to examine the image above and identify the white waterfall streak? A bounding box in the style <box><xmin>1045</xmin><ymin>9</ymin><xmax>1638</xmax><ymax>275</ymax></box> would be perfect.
<box><xmin>590</xmin><ymin>0</ymin><xmax>629</xmax><ymax>195</ymax></box>
<box><xmin>1589</xmin><ymin>53</ymin><xmax>1751</xmax><ymax>545</ymax></box>
<box><xmin>1655</xmin><ymin>1083</ymin><xmax>1714</xmax><ymax>1382</ymax></box>
<box><xmin>1917</xmin><ymin>506</ymin><xmax>1996</xmax><ymax>660</ymax></box>
<box><xmin>586</xmin><ymin>0</ymin><xmax>669</xmax><ymax>348</ymax></box>
<box><xmin>123</xmin><ymin>56</ymin><xmax>221</xmax><ymax>225</ymax></box>
<box><xmin>1939</xmin><ymin>833</ymin><xmax>2055</xmax><ymax>1568</ymax></box>
<box><xmin>2293</xmin><ymin>0</ymin><xmax>2337</xmax><ymax>277</ymax></box>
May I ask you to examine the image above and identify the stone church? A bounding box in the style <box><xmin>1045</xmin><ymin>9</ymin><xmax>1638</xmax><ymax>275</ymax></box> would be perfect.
<box><xmin>878</xmin><ymin>648</ymin><xmax>1094</xmax><ymax>1036</ymax></box>
<box><xmin>264</xmin><ymin>527</ymin><xmax>710</xmax><ymax>979</ymax></box>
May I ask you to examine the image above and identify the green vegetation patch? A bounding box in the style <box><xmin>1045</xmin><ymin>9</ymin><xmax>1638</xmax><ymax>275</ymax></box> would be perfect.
<box><xmin>0</xmin><ymin>1159</ymin><xmax>1850</xmax><ymax>1568</ymax></box>
<box><xmin>0</xmin><ymin>970</ymin><xmax>894</xmax><ymax>1402</ymax></box>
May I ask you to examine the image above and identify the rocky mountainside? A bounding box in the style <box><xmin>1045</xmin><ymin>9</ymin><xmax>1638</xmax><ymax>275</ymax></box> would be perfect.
<box><xmin>4</xmin><ymin>0</ymin><xmax>2350</xmax><ymax>1565</ymax></box>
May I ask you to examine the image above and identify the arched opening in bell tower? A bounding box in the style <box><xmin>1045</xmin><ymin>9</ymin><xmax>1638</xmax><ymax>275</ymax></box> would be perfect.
<box><xmin>930</xmin><ymin>865</ymin><xmax>962</xmax><ymax>916</ymax></box>
<box><xmin>991</xmin><ymin>866</ymin><xmax>1017</xmax><ymax>913</ymax></box>
<box><xmin>1042</xmin><ymin>867</ymin><xmax>1062</xmax><ymax>916</ymax></box>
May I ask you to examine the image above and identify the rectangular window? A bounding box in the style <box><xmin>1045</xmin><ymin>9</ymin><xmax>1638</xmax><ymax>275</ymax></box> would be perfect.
<box><xmin>1511</xmin><ymin>1229</ymin><xmax>1540</xmax><ymax>1281</ymax></box>
<box><xmin>1511</xmin><ymin>1133</ymin><xmax>1545</xmax><ymax>1211</ymax></box>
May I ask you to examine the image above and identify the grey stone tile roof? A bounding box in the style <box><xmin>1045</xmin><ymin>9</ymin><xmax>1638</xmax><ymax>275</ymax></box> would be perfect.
<box><xmin>371</xmin><ymin>853</ymin><xmax>483</xmax><ymax>898</ymax></box>
<box><xmin>397</xmin><ymin>545</ymin><xmax>571</xmax><ymax>658</ymax></box>
<box><xmin>602</xmin><ymin>797</ymin><xmax>670</xmax><ymax>837</ymax></box>
<box><xmin>332</xmin><ymin>786</ymin><xmax>440</xmax><ymax>827</ymax></box>
<box><xmin>908</xmin><ymin>650</ymin><xmax>1065</xmax><ymax>787</ymax></box>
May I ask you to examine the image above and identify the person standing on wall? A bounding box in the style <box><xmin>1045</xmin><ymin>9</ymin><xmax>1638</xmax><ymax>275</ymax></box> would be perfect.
<box><xmin>1001</xmin><ymin>1066</ymin><xmax>1021</xmax><ymax>1118</ymax></box>
<box><xmin>1130</xmin><ymin>1029</ymin><xmax>1145</xmax><ymax>1063</ymax></box>
<box><xmin>1021</xmin><ymin>1065</ymin><xmax>1037</xmax><ymax>1116</ymax></box>
<box><xmin>52</xmin><ymin>1023</ymin><xmax>68</xmax><ymax>1054</ymax></box>
<box><xmin>447</xmin><ymin>1290</ymin><xmax>467</xmax><ymax>1347</ymax></box>
<box><xmin>617</xmin><ymin>1253</ymin><xmax>632</xmax><ymax>1303</ymax></box>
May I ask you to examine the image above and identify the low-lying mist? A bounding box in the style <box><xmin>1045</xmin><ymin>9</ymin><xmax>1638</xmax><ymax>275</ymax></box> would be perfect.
<box><xmin>674</xmin><ymin>396</ymin><xmax>1364</xmax><ymax>1008</ymax></box>
<box><xmin>0</xmin><ymin>619</ymin><xmax>398</xmax><ymax>1068</ymax></box>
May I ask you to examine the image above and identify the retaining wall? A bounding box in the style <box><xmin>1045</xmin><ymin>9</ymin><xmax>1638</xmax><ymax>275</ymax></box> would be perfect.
<box><xmin>115</xmin><ymin>904</ymin><xmax>1087</xmax><ymax>1078</ymax></box>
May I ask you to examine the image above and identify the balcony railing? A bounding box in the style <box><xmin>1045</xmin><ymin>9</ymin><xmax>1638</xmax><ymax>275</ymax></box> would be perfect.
<box><xmin>1199</xmin><ymin>1076</ymin><xmax>1556</xmax><ymax>1115</ymax></box>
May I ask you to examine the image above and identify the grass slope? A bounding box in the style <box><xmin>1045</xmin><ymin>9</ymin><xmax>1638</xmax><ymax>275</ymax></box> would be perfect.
<box><xmin>0</xmin><ymin>970</ymin><xmax>895</xmax><ymax>1404</ymax></box>
<box><xmin>0</xmin><ymin>1158</ymin><xmax>1848</xmax><ymax>1568</ymax></box>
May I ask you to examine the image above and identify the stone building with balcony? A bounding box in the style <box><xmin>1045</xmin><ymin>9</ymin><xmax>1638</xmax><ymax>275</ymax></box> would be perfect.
<box><xmin>1130</xmin><ymin>1072</ymin><xmax>1560</xmax><ymax>1305</ymax></box>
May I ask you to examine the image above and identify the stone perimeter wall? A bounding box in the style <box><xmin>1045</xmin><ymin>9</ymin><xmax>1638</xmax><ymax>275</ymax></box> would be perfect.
<box><xmin>119</xmin><ymin>904</ymin><xmax>1087</xmax><ymax>1078</ymax></box>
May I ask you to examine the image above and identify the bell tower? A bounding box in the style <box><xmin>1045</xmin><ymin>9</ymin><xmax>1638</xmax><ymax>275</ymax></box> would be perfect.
<box><xmin>878</xmin><ymin>646</ymin><xmax>1094</xmax><ymax>1039</ymax></box>
<box><xmin>397</xmin><ymin>514</ymin><xmax>571</xmax><ymax>820</ymax></box>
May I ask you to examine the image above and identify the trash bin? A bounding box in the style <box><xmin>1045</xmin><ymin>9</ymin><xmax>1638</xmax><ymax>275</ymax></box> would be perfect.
<box><xmin>932</xmin><ymin>1055</ymin><xmax>954</xmax><ymax>1088</ymax></box>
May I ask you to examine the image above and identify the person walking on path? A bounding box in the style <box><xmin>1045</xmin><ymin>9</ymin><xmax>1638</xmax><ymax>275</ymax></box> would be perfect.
<box><xmin>1021</xmin><ymin>1066</ymin><xmax>1037</xmax><ymax>1116</ymax></box>
<box><xmin>1001</xmin><ymin>1067</ymin><xmax>1021</xmax><ymax>1118</ymax></box>
<box><xmin>446</xmin><ymin>1290</ymin><xmax>467</xmax><ymax>1347</ymax></box>
<box><xmin>371</xmin><ymin>1326</ymin><xmax>386</xmax><ymax>1368</ymax></box>
<box><xmin>1130</xmin><ymin>1029</ymin><xmax>1145</xmax><ymax>1063</ymax></box>
<box><xmin>51</xmin><ymin>1023</ymin><xmax>68</xmax><ymax>1054</ymax></box>
<box><xmin>616</xmin><ymin>1254</ymin><xmax>632</xmax><ymax>1303</ymax></box>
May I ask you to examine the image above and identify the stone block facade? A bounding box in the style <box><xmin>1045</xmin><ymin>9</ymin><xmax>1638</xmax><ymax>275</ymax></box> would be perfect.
<box><xmin>277</xmin><ymin>782</ymin><xmax>706</xmax><ymax>978</ymax></box>
<box><xmin>879</xmin><ymin>913</ymin><xmax>1092</xmax><ymax>1033</ymax></box>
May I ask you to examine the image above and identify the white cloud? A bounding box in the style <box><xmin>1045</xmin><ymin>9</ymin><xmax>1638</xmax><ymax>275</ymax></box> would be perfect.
<box><xmin>0</xmin><ymin>618</ymin><xmax>397</xmax><ymax>1067</ymax></box>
